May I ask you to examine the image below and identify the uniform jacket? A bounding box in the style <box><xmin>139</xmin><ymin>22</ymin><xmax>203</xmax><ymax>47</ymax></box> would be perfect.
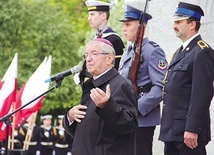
<box><xmin>119</xmin><ymin>37</ymin><xmax>167</xmax><ymax>127</ymax></box>
<box><xmin>17</xmin><ymin>124</ymin><xmax>41</xmax><ymax>155</ymax></box>
<box><xmin>54</xmin><ymin>126</ymin><xmax>72</xmax><ymax>155</ymax></box>
<box><xmin>63</xmin><ymin>68</ymin><xmax>138</xmax><ymax>155</ymax></box>
<box><xmin>39</xmin><ymin>125</ymin><xmax>58</xmax><ymax>149</ymax></box>
<box><xmin>159</xmin><ymin>35</ymin><xmax>214</xmax><ymax>142</ymax></box>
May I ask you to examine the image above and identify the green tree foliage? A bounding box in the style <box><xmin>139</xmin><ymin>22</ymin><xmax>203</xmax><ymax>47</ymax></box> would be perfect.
<box><xmin>0</xmin><ymin>0</ymin><xmax>125</xmax><ymax>119</ymax></box>
<box><xmin>0</xmin><ymin>0</ymin><xmax>88</xmax><ymax>116</ymax></box>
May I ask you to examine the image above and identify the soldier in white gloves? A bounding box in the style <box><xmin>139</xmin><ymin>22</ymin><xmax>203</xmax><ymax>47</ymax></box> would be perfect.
<box><xmin>16</xmin><ymin>120</ymin><xmax>41</xmax><ymax>155</ymax></box>
<box><xmin>39</xmin><ymin>115</ymin><xmax>58</xmax><ymax>155</ymax></box>
<box><xmin>54</xmin><ymin>115</ymin><xmax>72</xmax><ymax>155</ymax></box>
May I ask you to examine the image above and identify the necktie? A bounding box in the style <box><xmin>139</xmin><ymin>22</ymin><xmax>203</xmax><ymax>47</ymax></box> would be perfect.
<box><xmin>176</xmin><ymin>45</ymin><xmax>183</xmax><ymax>58</ymax></box>
<box><xmin>128</xmin><ymin>45</ymin><xmax>132</xmax><ymax>51</ymax></box>
<box><xmin>127</xmin><ymin>45</ymin><xmax>132</xmax><ymax>55</ymax></box>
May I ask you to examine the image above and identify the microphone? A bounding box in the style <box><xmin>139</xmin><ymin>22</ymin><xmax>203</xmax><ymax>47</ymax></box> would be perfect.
<box><xmin>45</xmin><ymin>65</ymin><xmax>82</xmax><ymax>83</ymax></box>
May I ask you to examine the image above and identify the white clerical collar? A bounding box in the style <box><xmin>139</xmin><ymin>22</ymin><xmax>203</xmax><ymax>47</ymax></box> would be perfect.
<box><xmin>93</xmin><ymin>68</ymin><xmax>112</xmax><ymax>80</ymax></box>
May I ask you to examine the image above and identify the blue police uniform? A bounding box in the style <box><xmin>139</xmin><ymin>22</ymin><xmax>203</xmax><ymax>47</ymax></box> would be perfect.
<box><xmin>118</xmin><ymin>5</ymin><xmax>167</xmax><ymax>155</ymax></box>
<box><xmin>159</xmin><ymin>2</ymin><xmax>214</xmax><ymax>155</ymax></box>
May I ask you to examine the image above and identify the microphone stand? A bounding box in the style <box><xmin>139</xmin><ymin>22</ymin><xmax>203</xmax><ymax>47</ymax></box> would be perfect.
<box><xmin>0</xmin><ymin>78</ymin><xmax>63</xmax><ymax>155</ymax></box>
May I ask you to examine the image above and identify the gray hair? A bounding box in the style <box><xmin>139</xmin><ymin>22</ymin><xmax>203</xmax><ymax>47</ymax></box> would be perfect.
<box><xmin>86</xmin><ymin>40</ymin><xmax>116</xmax><ymax>65</ymax></box>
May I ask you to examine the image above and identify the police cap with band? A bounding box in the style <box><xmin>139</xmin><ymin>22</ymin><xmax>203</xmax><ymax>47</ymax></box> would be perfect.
<box><xmin>174</xmin><ymin>2</ymin><xmax>204</xmax><ymax>21</ymax></box>
<box><xmin>119</xmin><ymin>5</ymin><xmax>152</xmax><ymax>23</ymax></box>
<box><xmin>85</xmin><ymin>0</ymin><xmax>112</xmax><ymax>12</ymax></box>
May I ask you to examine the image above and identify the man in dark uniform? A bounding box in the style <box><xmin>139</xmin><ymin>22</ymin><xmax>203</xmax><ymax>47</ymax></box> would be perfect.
<box><xmin>54</xmin><ymin>115</ymin><xmax>72</xmax><ymax>155</ymax></box>
<box><xmin>77</xmin><ymin>0</ymin><xmax>125</xmax><ymax>102</ymax></box>
<box><xmin>159</xmin><ymin>2</ymin><xmax>214</xmax><ymax>155</ymax></box>
<box><xmin>39</xmin><ymin>115</ymin><xmax>58</xmax><ymax>155</ymax></box>
<box><xmin>63</xmin><ymin>38</ymin><xmax>138</xmax><ymax>155</ymax></box>
<box><xmin>85</xmin><ymin>0</ymin><xmax>124</xmax><ymax>70</ymax></box>
<box><xmin>7</xmin><ymin>129</ymin><xmax>23</xmax><ymax>155</ymax></box>
<box><xmin>16</xmin><ymin>117</ymin><xmax>41</xmax><ymax>155</ymax></box>
<box><xmin>118</xmin><ymin>4</ymin><xmax>167</xmax><ymax>155</ymax></box>
<box><xmin>0</xmin><ymin>140</ymin><xmax>5</xmax><ymax>155</ymax></box>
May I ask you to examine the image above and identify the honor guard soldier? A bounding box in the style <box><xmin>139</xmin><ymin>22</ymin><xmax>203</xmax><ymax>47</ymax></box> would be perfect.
<box><xmin>85</xmin><ymin>0</ymin><xmax>124</xmax><ymax>70</ymax></box>
<box><xmin>16</xmin><ymin>116</ymin><xmax>41</xmax><ymax>155</ymax></box>
<box><xmin>0</xmin><ymin>140</ymin><xmax>5</xmax><ymax>155</ymax></box>
<box><xmin>159</xmin><ymin>2</ymin><xmax>214</xmax><ymax>155</ymax></box>
<box><xmin>9</xmin><ymin>128</ymin><xmax>23</xmax><ymax>150</ymax></box>
<box><xmin>118</xmin><ymin>3</ymin><xmax>167</xmax><ymax>155</ymax></box>
<box><xmin>54</xmin><ymin>115</ymin><xmax>72</xmax><ymax>155</ymax></box>
<box><xmin>39</xmin><ymin>115</ymin><xmax>58</xmax><ymax>155</ymax></box>
<box><xmin>78</xmin><ymin>0</ymin><xmax>125</xmax><ymax>98</ymax></box>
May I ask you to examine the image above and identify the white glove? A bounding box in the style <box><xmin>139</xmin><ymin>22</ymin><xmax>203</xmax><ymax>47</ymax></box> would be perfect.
<box><xmin>73</xmin><ymin>73</ymin><xmax>80</xmax><ymax>85</ymax></box>
<box><xmin>14</xmin><ymin>130</ymin><xmax>18</xmax><ymax>136</ymax></box>
<box><xmin>59</xmin><ymin>130</ymin><xmax>64</xmax><ymax>136</ymax></box>
<box><xmin>1</xmin><ymin>147</ymin><xmax>5</xmax><ymax>154</ymax></box>
<box><xmin>36</xmin><ymin>150</ymin><xmax>40</xmax><ymax>155</ymax></box>
<box><xmin>67</xmin><ymin>152</ymin><xmax>71</xmax><ymax>155</ymax></box>
<box><xmin>44</xmin><ymin>131</ymin><xmax>49</xmax><ymax>137</ymax></box>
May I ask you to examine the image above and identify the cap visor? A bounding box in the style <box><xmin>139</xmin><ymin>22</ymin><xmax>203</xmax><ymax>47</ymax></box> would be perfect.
<box><xmin>173</xmin><ymin>14</ymin><xmax>190</xmax><ymax>21</ymax></box>
<box><xmin>119</xmin><ymin>17</ymin><xmax>138</xmax><ymax>22</ymax></box>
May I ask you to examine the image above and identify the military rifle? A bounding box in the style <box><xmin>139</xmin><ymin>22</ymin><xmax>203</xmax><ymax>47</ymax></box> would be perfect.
<box><xmin>127</xmin><ymin>0</ymin><xmax>150</xmax><ymax>92</ymax></box>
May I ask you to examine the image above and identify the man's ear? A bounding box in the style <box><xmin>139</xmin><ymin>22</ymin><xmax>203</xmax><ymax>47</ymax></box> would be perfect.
<box><xmin>107</xmin><ymin>53</ymin><xmax>114</xmax><ymax>65</ymax></box>
<box><xmin>190</xmin><ymin>20</ymin><xmax>197</xmax><ymax>30</ymax></box>
<box><xmin>101</xmin><ymin>12</ymin><xmax>107</xmax><ymax>20</ymax></box>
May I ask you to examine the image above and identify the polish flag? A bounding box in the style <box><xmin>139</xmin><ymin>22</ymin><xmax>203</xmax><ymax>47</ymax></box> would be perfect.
<box><xmin>14</xmin><ymin>56</ymin><xmax>51</xmax><ymax>128</ymax></box>
<box><xmin>0</xmin><ymin>53</ymin><xmax>18</xmax><ymax>140</ymax></box>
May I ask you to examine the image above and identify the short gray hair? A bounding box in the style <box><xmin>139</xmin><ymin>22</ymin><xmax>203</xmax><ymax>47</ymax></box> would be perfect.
<box><xmin>86</xmin><ymin>40</ymin><xmax>116</xmax><ymax>65</ymax></box>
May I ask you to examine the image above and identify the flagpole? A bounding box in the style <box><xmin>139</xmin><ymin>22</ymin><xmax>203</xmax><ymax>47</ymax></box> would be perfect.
<box><xmin>0</xmin><ymin>79</ymin><xmax>63</xmax><ymax>155</ymax></box>
<box><xmin>23</xmin><ymin>112</ymin><xmax>38</xmax><ymax>150</ymax></box>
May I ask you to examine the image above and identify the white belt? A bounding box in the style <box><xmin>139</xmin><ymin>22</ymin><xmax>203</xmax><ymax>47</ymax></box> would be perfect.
<box><xmin>41</xmin><ymin>142</ymin><xmax>53</xmax><ymax>146</ymax></box>
<box><xmin>24</xmin><ymin>141</ymin><xmax>37</xmax><ymax>145</ymax></box>
<box><xmin>9</xmin><ymin>139</ymin><xmax>20</xmax><ymax>143</ymax></box>
<box><xmin>55</xmin><ymin>143</ymin><xmax>69</xmax><ymax>148</ymax></box>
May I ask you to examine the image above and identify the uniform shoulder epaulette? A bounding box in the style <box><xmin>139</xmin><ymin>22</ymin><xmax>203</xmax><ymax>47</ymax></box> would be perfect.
<box><xmin>197</xmin><ymin>40</ymin><xmax>210</xmax><ymax>49</ymax></box>
<box><xmin>149</xmin><ymin>41</ymin><xmax>159</xmax><ymax>47</ymax></box>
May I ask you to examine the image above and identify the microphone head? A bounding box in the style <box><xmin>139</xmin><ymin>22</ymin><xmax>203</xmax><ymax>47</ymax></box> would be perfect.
<box><xmin>72</xmin><ymin>65</ymin><xmax>83</xmax><ymax>73</ymax></box>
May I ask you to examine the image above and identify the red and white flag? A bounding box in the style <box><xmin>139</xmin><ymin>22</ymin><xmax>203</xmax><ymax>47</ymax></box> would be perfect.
<box><xmin>14</xmin><ymin>56</ymin><xmax>52</xmax><ymax>128</ymax></box>
<box><xmin>0</xmin><ymin>53</ymin><xmax>18</xmax><ymax>140</ymax></box>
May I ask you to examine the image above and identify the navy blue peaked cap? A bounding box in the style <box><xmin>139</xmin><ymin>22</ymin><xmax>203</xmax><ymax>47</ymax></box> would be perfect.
<box><xmin>119</xmin><ymin>5</ymin><xmax>152</xmax><ymax>23</ymax></box>
<box><xmin>174</xmin><ymin>2</ymin><xmax>204</xmax><ymax>21</ymax></box>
